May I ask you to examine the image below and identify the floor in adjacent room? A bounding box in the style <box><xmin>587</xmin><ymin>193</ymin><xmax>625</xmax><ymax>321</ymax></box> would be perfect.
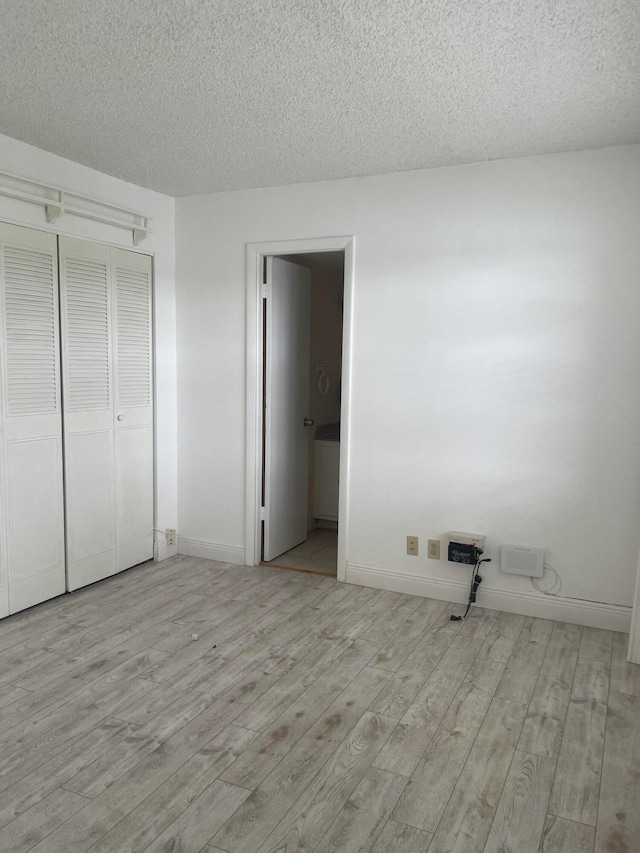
<box><xmin>0</xmin><ymin>556</ymin><xmax>638</xmax><ymax>853</ymax></box>
<box><xmin>263</xmin><ymin>527</ymin><xmax>338</xmax><ymax>576</ymax></box>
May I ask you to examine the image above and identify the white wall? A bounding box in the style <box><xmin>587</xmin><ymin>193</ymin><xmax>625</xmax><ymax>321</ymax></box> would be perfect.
<box><xmin>176</xmin><ymin>145</ymin><xmax>640</xmax><ymax>629</ymax></box>
<box><xmin>0</xmin><ymin>133</ymin><xmax>178</xmax><ymax>562</ymax></box>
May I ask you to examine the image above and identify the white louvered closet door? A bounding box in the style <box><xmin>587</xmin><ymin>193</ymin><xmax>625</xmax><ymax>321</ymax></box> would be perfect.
<box><xmin>0</xmin><ymin>223</ymin><xmax>66</xmax><ymax>615</ymax></box>
<box><xmin>60</xmin><ymin>237</ymin><xmax>117</xmax><ymax>590</ymax></box>
<box><xmin>112</xmin><ymin>248</ymin><xmax>153</xmax><ymax>571</ymax></box>
<box><xmin>60</xmin><ymin>239</ymin><xmax>154</xmax><ymax>590</ymax></box>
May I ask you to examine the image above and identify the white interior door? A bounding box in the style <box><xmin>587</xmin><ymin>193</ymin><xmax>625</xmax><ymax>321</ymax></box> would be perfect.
<box><xmin>0</xmin><ymin>223</ymin><xmax>66</xmax><ymax>614</ymax></box>
<box><xmin>263</xmin><ymin>257</ymin><xmax>311</xmax><ymax>561</ymax></box>
<box><xmin>60</xmin><ymin>238</ymin><xmax>153</xmax><ymax>590</ymax></box>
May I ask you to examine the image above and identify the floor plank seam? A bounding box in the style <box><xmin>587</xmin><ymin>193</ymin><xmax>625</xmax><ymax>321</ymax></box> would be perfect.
<box><xmin>593</xmin><ymin>633</ymin><xmax>615</xmax><ymax>848</ymax></box>
<box><xmin>423</xmin><ymin>670</ymin><xmax>501</xmax><ymax>846</ymax></box>
<box><xmin>545</xmin><ymin>807</ymin><xmax>597</xmax><ymax>827</ymax></box>
<box><xmin>212</xmin><ymin>658</ymin><xmax>393</xmax><ymax>847</ymax></box>
<box><xmin>532</xmin><ymin>626</ymin><xmax>582</xmax><ymax>827</ymax></box>
<box><xmin>69</xmin><ymin>739</ymin><xmax>251</xmax><ymax>852</ymax></box>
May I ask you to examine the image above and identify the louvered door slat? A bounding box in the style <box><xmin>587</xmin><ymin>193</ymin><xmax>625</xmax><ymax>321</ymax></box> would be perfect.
<box><xmin>2</xmin><ymin>245</ymin><xmax>58</xmax><ymax>416</ymax></box>
<box><xmin>115</xmin><ymin>266</ymin><xmax>151</xmax><ymax>408</ymax></box>
<box><xmin>63</xmin><ymin>256</ymin><xmax>111</xmax><ymax>411</ymax></box>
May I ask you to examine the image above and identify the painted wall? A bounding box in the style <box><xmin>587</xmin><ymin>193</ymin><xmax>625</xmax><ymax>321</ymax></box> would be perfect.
<box><xmin>176</xmin><ymin>145</ymin><xmax>640</xmax><ymax>626</ymax></box>
<box><xmin>0</xmin><ymin>133</ymin><xmax>178</xmax><ymax>564</ymax></box>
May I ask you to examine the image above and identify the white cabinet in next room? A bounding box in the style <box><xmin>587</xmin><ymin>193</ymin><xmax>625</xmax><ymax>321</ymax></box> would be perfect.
<box><xmin>313</xmin><ymin>439</ymin><xmax>340</xmax><ymax>522</ymax></box>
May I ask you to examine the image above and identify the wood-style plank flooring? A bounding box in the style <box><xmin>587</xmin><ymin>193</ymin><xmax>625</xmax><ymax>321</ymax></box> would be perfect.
<box><xmin>0</xmin><ymin>556</ymin><xmax>638</xmax><ymax>853</ymax></box>
<box><xmin>263</xmin><ymin>528</ymin><xmax>338</xmax><ymax>576</ymax></box>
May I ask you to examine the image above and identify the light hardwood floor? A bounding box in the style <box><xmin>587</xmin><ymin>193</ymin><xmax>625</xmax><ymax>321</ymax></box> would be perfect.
<box><xmin>264</xmin><ymin>528</ymin><xmax>338</xmax><ymax>575</ymax></box>
<box><xmin>0</xmin><ymin>556</ymin><xmax>638</xmax><ymax>853</ymax></box>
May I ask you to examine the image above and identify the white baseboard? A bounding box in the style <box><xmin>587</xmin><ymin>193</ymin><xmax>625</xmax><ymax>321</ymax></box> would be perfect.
<box><xmin>628</xmin><ymin>561</ymin><xmax>640</xmax><ymax>663</ymax></box>
<box><xmin>178</xmin><ymin>537</ymin><xmax>245</xmax><ymax>566</ymax></box>
<box><xmin>154</xmin><ymin>542</ymin><xmax>178</xmax><ymax>562</ymax></box>
<box><xmin>346</xmin><ymin>562</ymin><xmax>631</xmax><ymax>633</ymax></box>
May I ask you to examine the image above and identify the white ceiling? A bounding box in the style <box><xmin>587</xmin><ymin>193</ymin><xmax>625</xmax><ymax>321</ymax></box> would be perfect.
<box><xmin>1</xmin><ymin>1</ymin><xmax>639</xmax><ymax>197</ymax></box>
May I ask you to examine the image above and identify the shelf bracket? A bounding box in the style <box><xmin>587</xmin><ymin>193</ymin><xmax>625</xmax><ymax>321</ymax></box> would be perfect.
<box><xmin>45</xmin><ymin>192</ymin><xmax>64</xmax><ymax>224</ymax></box>
<box><xmin>132</xmin><ymin>226</ymin><xmax>148</xmax><ymax>247</ymax></box>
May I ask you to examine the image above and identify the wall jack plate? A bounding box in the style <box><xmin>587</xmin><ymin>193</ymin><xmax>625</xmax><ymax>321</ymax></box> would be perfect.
<box><xmin>447</xmin><ymin>531</ymin><xmax>485</xmax><ymax>550</ymax></box>
<box><xmin>166</xmin><ymin>529</ymin><xmax>177</xmax><ymax>547</ymax></box>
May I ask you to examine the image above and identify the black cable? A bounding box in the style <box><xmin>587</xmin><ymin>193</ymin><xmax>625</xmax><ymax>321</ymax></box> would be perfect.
<box><xmin>450</xmin><ymin>552</ymin><xmax>491</xmax><ymax>621</ymax></box>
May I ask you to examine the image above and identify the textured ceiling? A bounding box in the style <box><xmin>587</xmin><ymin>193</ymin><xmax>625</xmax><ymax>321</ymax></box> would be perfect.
<box><xmin>1</xmin><ymin>0</ymin><xmax>639</xmax><ymax>196</ymax></box>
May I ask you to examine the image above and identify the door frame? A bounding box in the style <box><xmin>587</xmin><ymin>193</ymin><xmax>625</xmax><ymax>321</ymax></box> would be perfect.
<box><xmin>630</xmin><ymin>554</ymin><xmax>640</xmax><ymax>663</ymax></box>
<box><xmin>245</xmin><ymin>236</ymin><xmax>355</xmax><ymax>583</ymax></box>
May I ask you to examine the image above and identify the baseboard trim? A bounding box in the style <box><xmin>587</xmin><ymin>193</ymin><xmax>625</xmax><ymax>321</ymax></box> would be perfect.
<box><xmin>628</xmin><ymin>561</ymin><xmax>640</xmax><ymax>663</ymax></box>
<box><xmin>178</xmin><ymin>537</ymin><xmax>245</xmax><ymax>566</ymax></box>
<box><xmin>345</xmin><ymin>562</ymin><xmax>631</xmax><ymax>633</ymax></box>
<box><xmin>154</xmin><ymin>542</ymin><xmax>178</xmax><ymax>562</ymax></box>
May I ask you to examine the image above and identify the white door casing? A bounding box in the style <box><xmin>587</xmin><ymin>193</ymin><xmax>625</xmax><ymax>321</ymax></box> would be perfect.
<box><xmin>263</xmin><ymin>257</ymin><xmax>311</xmax><ymax>562</ymax></box>
<box><xmin>245</xmin><ymin>236</ymin><xmax>355</xmax><ymax>582</ymax></box>
<box><xmin>0</xmin><ymin>223</ymin><xmax>66</xmax><ymax>615</ymax></box>
<box><xmin>629</xmin><ymin>551</ymin><xmax>640</xmax><ymax>664</ymax></box>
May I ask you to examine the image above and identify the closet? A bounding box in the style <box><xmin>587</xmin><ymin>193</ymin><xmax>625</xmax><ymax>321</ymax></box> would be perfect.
<box><xmin>0</xmin><ymin>224</ymin><xmax>154</xmax><ymax>617</ymax></box>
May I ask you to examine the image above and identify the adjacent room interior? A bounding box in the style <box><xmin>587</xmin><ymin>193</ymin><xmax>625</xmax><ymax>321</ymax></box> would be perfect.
<box><xmin>261</xmin><ymin>251</ymin><xmax>344</xmax><ymax>577</ymax></box>
<box><xmin>0</xmin><ymin>2</ymin><xmax>639</xmax><ymax>852</ymax></box>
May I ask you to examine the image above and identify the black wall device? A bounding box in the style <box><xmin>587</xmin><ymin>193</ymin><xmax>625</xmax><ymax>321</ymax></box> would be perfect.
<box><xmin>447</xmin><ymin>541</ymin><xmax>478</xmax><ymax>565</ymax></box>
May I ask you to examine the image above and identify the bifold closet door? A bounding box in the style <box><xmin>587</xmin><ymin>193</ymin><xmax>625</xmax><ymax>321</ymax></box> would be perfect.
<box><xmin>0</xmin><ymin>223</ymin><xmax>66</xmax><ymax>615</ymax></box>
<box><xmin>59</xmin><ymin>237</ymin><xmax>153</xmax><ymax>591</ymax></box>
<box><xmin>112</xmin><ymin>247</ymin><xmax>154</xmax><ymax>572</ymax></box>
<box><xmin>60</xmin><ymin>238</ymin><xmax>115</xmax><ymax>589</ymax></box>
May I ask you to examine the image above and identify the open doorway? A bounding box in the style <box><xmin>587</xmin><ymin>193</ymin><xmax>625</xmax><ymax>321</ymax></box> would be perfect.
<box><xmin>244</xmin><ymin>236</ymin><xmax>354</xmax><ymax>584</ymax></box>
<box><xmin>261</xmin><ymin>251</ymin><xmax>344</xmax><ymax>576</ymax></box>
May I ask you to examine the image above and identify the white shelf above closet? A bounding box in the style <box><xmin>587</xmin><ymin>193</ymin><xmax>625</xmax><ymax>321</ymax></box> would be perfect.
<box><xmin>0</xmin><ymin>170</ymin><xmax>151</xmax><ymax>245</ymax></box>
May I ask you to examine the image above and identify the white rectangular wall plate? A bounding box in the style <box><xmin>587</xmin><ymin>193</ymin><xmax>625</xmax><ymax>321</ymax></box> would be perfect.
<box><xmin>447</xmin><ymin>531</ymin><xmax>485</xmax><ymax>550</ymax></box>
<box><xmin>500</xmin><ymin>545</ymin><xmax>544</xmax><ymax>577</ymax></box>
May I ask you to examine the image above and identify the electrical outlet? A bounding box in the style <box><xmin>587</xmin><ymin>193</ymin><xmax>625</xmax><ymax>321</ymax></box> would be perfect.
<box><xmin>166</xmin><ymin>528</ymin><xmax>177</xmax><ymax>547</ymax></box>
<box><xmin>428</xmin><ymin>539</ymin><xmax>440</xmax><ymax>559</ymax></box>
<box><xmin>406</xmin><ymin>535</ymin><xmax>419</xmax><ymax>556</ymax></box>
